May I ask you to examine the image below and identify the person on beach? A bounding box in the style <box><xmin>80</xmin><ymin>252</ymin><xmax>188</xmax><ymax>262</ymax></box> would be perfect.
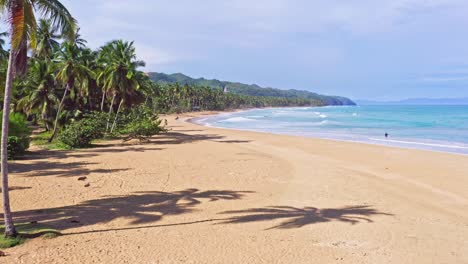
<box><xmin>385</xmin><ymin>132</ymin><xmax>389</xmax><ymax>138</ymax></box>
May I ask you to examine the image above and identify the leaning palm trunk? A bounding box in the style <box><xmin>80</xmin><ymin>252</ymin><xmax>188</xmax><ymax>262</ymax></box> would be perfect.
<box><xmin>106</xmin><ymin>93</ymin><xmax>116</xmax><ymax>133</ymax></box>
<box><xmin>42</xmin><ymin>111</ymin><xmax>50</xmax><ymax>131</ymax></box>
<box><xmin>1</xmin><ymin>50</ymin><xmax>18</xmax><ymax>237</ymax></box>
<box><xmin>100</xmin><ymin>92</ymin><xmax>106</xmax><ymax>111</ymax></box>
<box><xmin>110</xmin><ymin>99</ymin><xmax>123</xmax><ymax>133</ymax></box>
<box><xmin>49</xmin><ymin>85</ymin><xmax>70</xmax><ymax>142</ymax></box>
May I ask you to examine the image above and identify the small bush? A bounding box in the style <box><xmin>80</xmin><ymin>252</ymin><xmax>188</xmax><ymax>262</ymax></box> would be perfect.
<box><xmin>9</xmin><ymin>113</ymin><xmax>31</xmax><ymax>137</ymax></box>
<box><xmin>58</xmin><ymin>112</ymin><xmax>107</xmax><ymax>148</ymax></box>
<box><xmin>0</xmin><ymin>112</ymin><xmax>31</xmax><ymax>159</ymax></box>
<box><xmin>7</xmin><ymin>136</ymin><xmax>30</xmax><ymax>159</ymax></box>
<box><xmin>58</xmin><ymin>122</ymin><xmax>94</xmax><ymax>148</ymax></box>
<box><xmin>118</xmin><ymin>106</ymin><xmax>166</xmax><ymax>141</ymax></box>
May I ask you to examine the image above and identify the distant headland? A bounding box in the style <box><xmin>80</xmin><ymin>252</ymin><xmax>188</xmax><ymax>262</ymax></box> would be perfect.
<box><xmin>356</xmin><ymin>98</ymin><xmax>468</xmax><ymax>105</ymax></box>
<box><xmin>147</xmin><ymin>72</ymin><xmax>356</xmax><ymax>106</ymax></box>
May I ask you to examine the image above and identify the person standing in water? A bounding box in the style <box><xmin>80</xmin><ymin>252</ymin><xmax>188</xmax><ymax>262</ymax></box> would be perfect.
<box><xmin>385</xmin><ymin>132</ymin><xmax>389</xmax><ymax>138</ymax></box>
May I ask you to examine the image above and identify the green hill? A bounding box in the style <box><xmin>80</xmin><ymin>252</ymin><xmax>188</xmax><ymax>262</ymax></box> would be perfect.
<box><xmin>147</xmin><ymin>72</ymin><xmax>356</xmax><ymax>106</ymax></box>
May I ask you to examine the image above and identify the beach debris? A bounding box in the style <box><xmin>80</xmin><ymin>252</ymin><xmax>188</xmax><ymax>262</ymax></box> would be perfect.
<box><xmin>84</xmin><ymin>183</ymin><xmax>90</xmax><ymax>187</ymax></box>
<box><xmin>30</xmin><ymin>220</ymin><xmax>38</xmax><ymax>224</ymax></box>
<box><xmin>78</xmin><ymin>176</ymin><xmax>87</xmax><ymax>181</ymax></box>
<box><xmin>0</xmin><ymin>251</ymin><xmax>6</xmax><ymax>257</ymax></box>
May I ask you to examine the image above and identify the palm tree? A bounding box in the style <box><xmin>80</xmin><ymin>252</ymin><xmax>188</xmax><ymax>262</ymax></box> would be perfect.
<box><xmin>49</xmin><ymin>41</ymin><xmax>93</xmax><ymax>142</ymax></box>
<box><xmin>0</xmin><ymin>0</ymin><xmax>76</xmax><ymax>237</ymax></box>
<box><xmin>17</xmin><ymin>58</ymin><xmax>59</xmax><ymax>130</ymax></box>
<box><xmin>73</xmin><ymin>27</ymin><xmax>87</xmax><ymax>48</ymax></box>
<box><xmin>34</xmin><ymin>19</ymin><xmax>61</xmax><ymax>58</ymax></box>
<box><xmin>96</xmin><ymin>40</ymin><xmax>146</xmax><ymax>133</ymax></box>
<box><xmin>0</xmin><ymin>31</ymin><xmax>8</xmax><ymax>60</ymax></box>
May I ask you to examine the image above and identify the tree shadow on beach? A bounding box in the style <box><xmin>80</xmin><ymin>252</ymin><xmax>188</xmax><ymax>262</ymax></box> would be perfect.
<box><xmin>218</xmin><ymin>205</ymin><xmax>392</xmax><ymax>230</ymax></box>
<box><xmin>9</xmin><ymin>145</ymin><xmax>167</xmax><ymax>178</ymax></box>
<box><xmin>10</xmin><ymin>159</ymin><xmax>130</xmax><ymax>178</ymax></box>
<box><xmin>147</xmin><ymin>131</ymin><xmax>251</xmax><ymax>145</ymax></box>
<box><xmin>4</xmin><ymin>189</ymin><xmax>253</xmax><ymax>232</ymax></box>
<box><xmin>2</xmin><ymin>186</ymin><xmax>391</xmax><ymax>235</ymax></box>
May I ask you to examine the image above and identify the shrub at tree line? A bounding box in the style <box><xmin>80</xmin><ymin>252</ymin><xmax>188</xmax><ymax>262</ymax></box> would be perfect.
<box><xmin>0</xmin><ymin>113</ymin><xmax>31</xmax><ymax>159</ymax></box>
<box><xmin>58</xmin><ymin>106</ymin><xmax>165</xmax><ymax>148</ymax></box>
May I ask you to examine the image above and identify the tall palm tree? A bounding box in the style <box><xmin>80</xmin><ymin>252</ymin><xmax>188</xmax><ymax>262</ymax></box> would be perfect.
<box><xmin>96</xmin><ymin>40</ymin><xmax>145</xmax><ymax>133</ymax></box>
<box><xmin>0</xmin><ymin>0</ymin><xmax>76</xmax><ymax>237</ymax></box>
<box><xmin>34</xmin><ymin>19</ymin><xmax>61</xmax><ymax>58</ymax></box>
<box><xmin>49</xmin><ymin>41</ymin><xmax>93</xmax><ymax>142</ymax></box>
<box><xmin>17</xmin><ymin>58</ymin><xmax>59</xmax><ymax>130</ymax></box>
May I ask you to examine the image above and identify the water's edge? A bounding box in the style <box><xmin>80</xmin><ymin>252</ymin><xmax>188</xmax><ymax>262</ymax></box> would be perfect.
<box><xmin>188</xmin><ymin>107</ymin><xmax>468</xmax><ymax>156</ymax></box>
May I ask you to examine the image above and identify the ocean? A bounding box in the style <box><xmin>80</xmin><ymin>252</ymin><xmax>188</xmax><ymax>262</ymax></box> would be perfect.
<box><xmin>193</xmin><ymin>105</ymin><xmax>468</xmax><ymax>155</ymax></box>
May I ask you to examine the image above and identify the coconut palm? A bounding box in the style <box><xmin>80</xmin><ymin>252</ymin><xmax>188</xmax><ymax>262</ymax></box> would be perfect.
<box><xmin>17</xmin><ymin>58</ymin><xmax>59</xmax><ymax>130</ymax></box>
<box><xmin>96</xmin><ymin>40</ymin><xmax>146</xmax><ymax>133</ymax></box>
<box><xmin>49</xmin><ymin>41</ymin><xmax>94</xmax><ymax>142</ymax></box>
<box><xmin>34</xmin><ymin>19</ymin><xmax>61</xmax><ymax>58</ymax></box>
<box><xmin>0</xmin><ymin>0</ymin><xmax>76</xmax><ymax>237</ymax></box>
<box><xmin>73</xmin><ymin>27</ymin><xmax>87</xmax><ymax>48</ymax></box>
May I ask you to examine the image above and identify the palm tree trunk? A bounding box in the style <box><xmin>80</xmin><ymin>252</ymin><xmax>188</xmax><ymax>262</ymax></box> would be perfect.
<box><xmin>100</xmin><ymin>92</ymin><xmax>106</xmax><ymax>111</ymax></box>
<box><xmin>48</xmin><ymin>85</ymin><xmax>69</xmax><ymax>142</ymax></box>
<box><xmin>106</xmin><ymin>93</ymin><xmax>116</xmax><ymax>133</ymax></box>
<box><xmin>1</xmin><ymin>50</ymin><xmax>18</xmax><ymax>237</ymax></box>
<box><xmin>42</xmin><ymin>111</ymin><xmax>50</xmax><ymax>131</ymax></box>
<box><xmin>110</xmin><ymin>99</ymin><xmax>123</xmax><ymax>133</ymax></box>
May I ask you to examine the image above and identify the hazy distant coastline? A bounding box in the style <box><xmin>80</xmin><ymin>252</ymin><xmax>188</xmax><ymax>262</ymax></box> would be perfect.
<box><xmin>356</xmin><ymin>97</ymin><xmax>468</xmax><ymax>105</ymax></box>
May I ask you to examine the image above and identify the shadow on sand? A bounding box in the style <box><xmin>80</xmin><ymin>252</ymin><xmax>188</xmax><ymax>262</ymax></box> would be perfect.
<box><xmin>218</xmin><ymin>205</ymin><xmax>392</xmax><ymax>230</ymax></box>
<box><xmin>4</xmin><ymin>189</ymin><xmax>253</xmax><ymax>232</ymax></box>
<box><xmin>3</xmin><ymin>187</ymin><xmax>390</xmax><ymax>235</ymax></box>
<box><xmin>147</xmin><ymin>131</ymin><xmax>251</xmax><ymax>145</ymax></box>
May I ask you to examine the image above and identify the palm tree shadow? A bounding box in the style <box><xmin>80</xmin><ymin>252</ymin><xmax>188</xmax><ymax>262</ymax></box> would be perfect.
<box><xmin>6</xmin><ymin>189</ymin><xmax>253</xmax><ymax>231</ymax></box>
<box><xmin>219</xmin><ymin>205</ymin><xmax>392</xmax><ymax>229</ymax></box>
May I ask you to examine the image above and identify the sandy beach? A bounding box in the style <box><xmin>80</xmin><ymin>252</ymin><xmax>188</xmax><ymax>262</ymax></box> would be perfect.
<box><xmin>3</xmin><ymin>112</ymin><xmax>468</xmax><ymax>263</ymax></box>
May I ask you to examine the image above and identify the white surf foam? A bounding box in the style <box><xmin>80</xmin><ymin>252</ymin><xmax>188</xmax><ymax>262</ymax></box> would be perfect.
<box><xmin>369</xmin><ymin>138</ymin><xmax>468</xmax><ymax>150</ymax></box>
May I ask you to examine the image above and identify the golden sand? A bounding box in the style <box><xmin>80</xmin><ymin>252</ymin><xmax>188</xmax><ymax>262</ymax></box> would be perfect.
<box><xmin>3</xmin><ymin>112</ymin><xmax>468</xmax><ymax>263</ymax></box>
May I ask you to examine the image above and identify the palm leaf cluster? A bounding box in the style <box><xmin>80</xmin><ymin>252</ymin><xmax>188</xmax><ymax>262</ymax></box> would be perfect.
<box><xmin>0</xmin><ymin>23</ymin><xmax>153</xmax><ymax>139</ymax></box>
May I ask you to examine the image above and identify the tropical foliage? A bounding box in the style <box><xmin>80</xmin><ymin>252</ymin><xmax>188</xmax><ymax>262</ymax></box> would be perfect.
<box><xmin>0</xmin><ymin>112</ymin><xmax>31</xmax><ymax>159</ymax></box>
<box><xmin>0</xmin><ymin>0</ymin><xmax>77</xmax><ymax>238</ymax></box>
<box><xmin>149</xmin><ymin>72</ymin><xmax>356</xmax><ymax>106</ymax></box>
<box><xmin>149</xmin><ymin>83</ymin><xmax>319</xmax><ymax>113</ymax></box>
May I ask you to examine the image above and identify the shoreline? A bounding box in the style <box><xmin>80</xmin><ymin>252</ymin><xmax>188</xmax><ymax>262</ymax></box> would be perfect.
<box><xmin>5</xmin><ymin>112</ymin><xmax>468</xmax><ymax>263</ymax></box>
<box><xmin>183</xmin><ymin>107</ymin><xmax>468</xmax><ymax>157</ymax></box>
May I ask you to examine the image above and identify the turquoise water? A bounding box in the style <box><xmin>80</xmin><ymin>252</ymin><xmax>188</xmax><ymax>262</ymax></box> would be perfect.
<box><xmin>194</xmin><ymin>105</ymin><xmax>468</xmax><ymax>155</ymax></box>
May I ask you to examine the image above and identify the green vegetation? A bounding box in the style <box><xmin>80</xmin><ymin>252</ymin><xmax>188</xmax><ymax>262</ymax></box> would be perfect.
<box><xmin>0</xmin><ymin>223</ymin><xmax>60</xmax><ymax>249</ymax></box>
<box><xmin>0</xmin><ymin>113</ymin><xmax>31</xmax><ymax>159</ymax></box>
<box><xmin>148</xmin><ymin>72</ymin><xmax>356</xmax><ymax>106</ymax></box>
<box><xmin>118</xmin><ymin>105</ymin><xmax>166</xmax><ymax>141</ymax></box>
<box><xmin>0</xmin><ymin>30</ymin><xmax>166</xmax><ymax>151</ymax></box>
<box><xmin>149</xmin><ymin>83</ymin><xmax>318</xmax><ymax>113</ymax></box>
<box><xmin>30</xmin><ymin>130</ymin><xmax>69</xmax><ymax>150</ymax></box>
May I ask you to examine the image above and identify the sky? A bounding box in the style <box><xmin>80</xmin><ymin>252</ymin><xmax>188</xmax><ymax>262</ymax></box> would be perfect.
<box><xmin>56</xmin><ymin>1</ymin><xmax>468</xmax><ymax>100</ymax></box>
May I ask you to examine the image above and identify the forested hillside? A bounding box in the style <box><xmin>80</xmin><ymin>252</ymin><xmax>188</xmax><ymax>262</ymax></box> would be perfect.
<box><xmin>148</xmin><ymin>72</ymin><xmax>355</xmax><ymax>106</ymax></box>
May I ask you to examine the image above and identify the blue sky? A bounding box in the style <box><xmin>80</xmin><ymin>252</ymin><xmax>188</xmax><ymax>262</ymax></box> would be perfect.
<box><xmin>59</xmin><ymin>0</ymin><xmax>468</xmax><ymax>100</ymax></box>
